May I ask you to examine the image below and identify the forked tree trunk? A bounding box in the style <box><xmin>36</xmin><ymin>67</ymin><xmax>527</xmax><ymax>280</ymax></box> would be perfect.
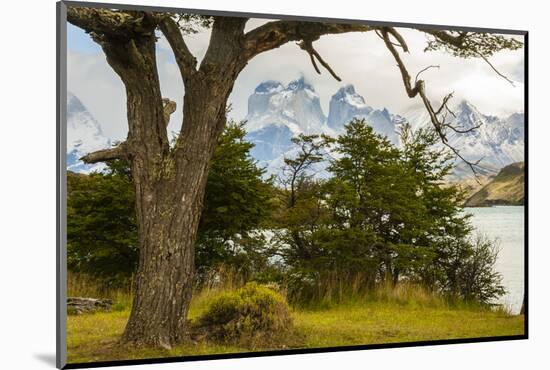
<box><xmin>67</xmin><ymin>8</ymin><xmax>382</xmax><ymax>348</ymax></box>
<box><xmin>121</xmin><ymin>88</ymin><xmax>232</xmax><ymax>348</ymax></box>
<box><xmin>93</xmin><ymin>18</ymin><xmax>248</xmax><ymax>348</ymax></box>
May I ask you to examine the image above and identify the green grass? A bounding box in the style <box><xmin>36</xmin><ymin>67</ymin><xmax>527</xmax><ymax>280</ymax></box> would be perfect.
<box><xmin>67</xmin><ymin>286</ymin><xmax>524</xmax><ymax>364</ymax></box>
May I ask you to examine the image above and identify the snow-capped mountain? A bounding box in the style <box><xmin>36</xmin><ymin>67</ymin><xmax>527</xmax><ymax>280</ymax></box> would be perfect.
<box><xmin>245</xmin><ymin>78</ymin><xmax>335</xmax><ymax>175</ymax></box>
<box><xmin>246</xmin><ymin>77</ymin><xmax>330</xmax><ymax>135</ymax></box>
<box><xmin>403</xmin><ymin>100</ymin><xmax>525</xmax><ymax>178</ymax></box>
<box><xmin>245</xmin><ymin>79</ymin><xmax>408</xmax><ymax>176</ymax></box>
<box><xmin>66</xmin><ymin>83</ymin><xmax>524</xmax><ymax>181</ymax></box>
<box><xmin>327</xmin><ymin>85</ymin><xmax>405</xmax><ymax>145</ymax></box>
<box><xmin>67</xmin><ymin>92</ymin><xmax>110</xmax><ymax>173</ymax></box>
<box><xmin>245</xmin><ymin>78</ymin><xmax>524</xmax><ymax>180</ymax></box>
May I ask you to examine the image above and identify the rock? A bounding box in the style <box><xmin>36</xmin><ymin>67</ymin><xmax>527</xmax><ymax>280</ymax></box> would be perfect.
<box><xmin>67</xmin><ymin>297</ymin><xmax>113</xmax><ymax>315</ymax></box>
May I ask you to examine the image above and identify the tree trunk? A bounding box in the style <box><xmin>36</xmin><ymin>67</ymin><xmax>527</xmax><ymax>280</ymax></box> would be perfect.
<box><xmin>121</xmin><ymin>87</ymin><xmax>231</xmax><ymax>348</ymax></box>
<box><xmin>112</xmin><ymin>18</ymin><xmax>247</xmax><ymax>348</ymax></box>
<box><xmin>78</xmin><ymin>14</ymin><xmax>248</xmax><ymax>348</ymax></box>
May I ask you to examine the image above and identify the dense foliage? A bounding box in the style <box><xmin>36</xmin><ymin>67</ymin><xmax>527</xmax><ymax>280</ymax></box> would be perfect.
<box><xmin>272</xmin><ymin>119</ymin><xmax>504</xmax><ymax>304</ymax></box>
<box><xmin>67</xmin><ymin>163</ymin><xmax>137</xmax><ymax>285</ymax></box>
<box><xmin>68</xmin><ymin>119</ymin><xmax>504</xmax><ymax>305</ymax></box>
<box><xmin>68</xmin><ymin>123</ymin><xmax>274</xmax><ymax>285</ymax></box>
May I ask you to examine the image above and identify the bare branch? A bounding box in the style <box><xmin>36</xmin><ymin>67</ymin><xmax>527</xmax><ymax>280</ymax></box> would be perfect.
<box><xmin>477</xmin><ymin>53</ymin><xmax>516</xmax><ymax>86</ymax></box>
<box><xmin>159</xmin><ymin>17</ymin><xmax>198</xmax><ymax>81</ymax></box>
<box><xmin>298</xmin><ymin>40</ymin><xmax>342</xmax><ymax>81</ymax></box>
<box><xmin>434</xmin><ymin>92</ymin><xmax>454</xmax><ymax>116</ymax></box>
<box><xmin>375</xmin><ymin>29</ymin><xmax>401</xmax><ymax>48</ymax></box>
<box><xmin>379</xmin><ymin>28</ymin><xmax>485</xmax><ymax>178</ymax></box>
<box><xmin>379</xmin><ymin>29</ymin><xmax>421</xmax><ymax>98</ymax></box>
<box><xmin>444</xmin><ymin>122</ymin><xmax>483</xmax><ymax>134</ymax></box>
<box><xmin>81</xmin><ymin>144</ymin><xmax>127</xmax><ymax>164</ymax></box>
<box><xmin>385</xmin><ymin>27</ymin><xmax>409</xmax><ymax>52</ymax></box>
<box><xmin>415</xmin><ymin>65</ymin><xmax>440</xmax><ymax>84</ymax></box>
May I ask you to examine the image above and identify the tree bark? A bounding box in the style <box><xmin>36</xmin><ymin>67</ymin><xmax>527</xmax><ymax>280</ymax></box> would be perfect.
<box><xmin>115</xmin><ymin>17</ymin><xmax>248</xmax><ymax>348</ymax></box>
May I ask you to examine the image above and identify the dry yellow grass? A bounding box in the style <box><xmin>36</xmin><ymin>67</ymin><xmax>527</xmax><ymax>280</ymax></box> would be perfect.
<box><xmin>66</xmin><ymin>284</ymin><xmax>524</xmax><ymax>364</ymax></box>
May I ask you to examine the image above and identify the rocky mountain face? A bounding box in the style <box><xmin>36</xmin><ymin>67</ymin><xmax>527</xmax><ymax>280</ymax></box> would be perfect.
<box><xmin>464</xmin><ymin>162</ymin><xmax>525</xmax><ymax>207</ymax></box>
<box><xmin>67</xmin><ymin>80</ymin><xmax>524</xmax><ymax>183</ymax></box>
<box><xmin>66</xmin><ymin>92</ymin><xmax>110</xmax><ymax>173</ymax></box>
<box><xmin>327</xmin><ymin>84</ymin><xmax>404</xmax><ymax>145</ymax></box>
<box><xmin>245</xmin><ymin>78</ymin><xmax>524</xmax><ymax>179</ymax></box>
<box><xmin>404</xmin><ymin>100</ymin><xmax>525</xmax><ymax>178</ymax></box>
<box><xmin>244</xmin><ymin>79</ymin><xmax>406</xmax><ymax>176</ymax></box>
<box><xmin>246</xmin><ymin>78</ymin><xmax>329</xmax><ymax>136</ymax></box>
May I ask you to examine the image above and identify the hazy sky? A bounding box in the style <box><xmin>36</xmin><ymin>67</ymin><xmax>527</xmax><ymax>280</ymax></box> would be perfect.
<box><xmin>67</xmin><ymin>18</ymin><xmax>525</xmax><ymax>141</ymax></box>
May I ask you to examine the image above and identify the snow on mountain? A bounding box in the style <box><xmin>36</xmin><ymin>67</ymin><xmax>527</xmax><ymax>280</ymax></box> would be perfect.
<box><xmin>66</xmin><ymin>82</ymin><xmax>523</xmax><ymax>181</ymax></box>
<box><xmin>245</xmin><ymin>77</ymin><xmax>330</xmax><ymax>136</ymax></box>
<box><xmin>245</xmin><ymin>77</ymin><xmax>334</xmax><ymax>176</ymax></box>
<box><xmin>402</xmin><ymin>99</ymin><xmax>525</xmax><ymax>178</ymax></box>
<box><xmin>327</xmin><ymin>85</ymin><xmax>404</xmax><ymax>145</ymax></box>
<box><xmin>245</xmin><ymin>77</ymin><xmax>523</xmax><ymax>180</ymax></box>
<box><xmin>67</xmin><ymin>92</ymin><xmax>111</xmax><ymax>173</ymax></box>
<box><xmin>245</xmin><ymin>80</ymin><xmax>409</xmax><ymax>176</ymax></box>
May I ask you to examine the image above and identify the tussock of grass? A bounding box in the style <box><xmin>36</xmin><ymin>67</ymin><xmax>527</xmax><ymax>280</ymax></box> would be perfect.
<box><xmin>193</xmin><ymin>283</ymin><xmax>294</xmax><ymax>348</ymax></box>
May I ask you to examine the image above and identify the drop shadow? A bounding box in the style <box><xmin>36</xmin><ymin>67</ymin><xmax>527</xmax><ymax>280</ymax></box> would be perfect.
<box><xmin>34</xmin><ymin>353</ymin><xmax>57</xmax><ymax>367</ymax></box>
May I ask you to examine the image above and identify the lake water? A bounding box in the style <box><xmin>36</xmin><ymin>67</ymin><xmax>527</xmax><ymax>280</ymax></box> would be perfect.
<box><xmin>467</xmin><ymin>206</ymin><xmax>525</xmax><ymax>313</ymax></box>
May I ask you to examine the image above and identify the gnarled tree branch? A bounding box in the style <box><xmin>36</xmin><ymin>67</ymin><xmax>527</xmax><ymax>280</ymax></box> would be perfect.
<box><xmin>379</xmin><ymin>27</ymin><xmax>487</xmax><ymax>178</ymax></box>
<box><xmin>200</xmin><ymin>16</ymin><xmax>248</xmax><ymax>70</ymax></box>
<box><xmin>80</xmin><ymin>98</ymin><xmax>177</xmax><ymax>164</ymax></box>
<box><xmin>66</xmin><ymin>7</ymin><xmax>158</xmax><ymax>37</ymax></box>
<box><xmin>159</xmin><ymin>17</ymin><xmax>198</xmax><ymax>81</ymax></box>
<box><xmin>162</xmin><ymin>98</ymin><xmax>177</xmax><ymax>127</ymax></box>
<box><xmin>298</xmin><ymin>40</ymin><xmax>342</xmax><ymax>81</ymax></box>
<box><xmin>244</xmin><ymin>21</ymin><xmax>373</xmax><ymax>60</ymax></box>
<box><xmin>81</xmin><ymin>144</ymin><xmax>127</xmax><ymax>164</ymax></box>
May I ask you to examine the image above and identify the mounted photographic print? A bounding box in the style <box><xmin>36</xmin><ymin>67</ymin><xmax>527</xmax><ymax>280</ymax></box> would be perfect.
<box><xmin>56</xmin><ymin>1</ymin><xmax>528</xmax><ymax>368</ymax></box>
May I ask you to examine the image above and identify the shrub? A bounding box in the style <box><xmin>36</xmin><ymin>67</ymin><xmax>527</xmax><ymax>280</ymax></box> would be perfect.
<box><xmin>435</xmin><ymin>235</ymin><xmax>505</xmax><ymax>304</ymax></box>
<box><xmin>454</xmin><ymin>236</ymin><xmax>506</xmax><ymax>304</ymax></box>
<box><xmin>195</xmin><ymin>282</ymin><xmax>293</xmax><ymax>346</ymax></box>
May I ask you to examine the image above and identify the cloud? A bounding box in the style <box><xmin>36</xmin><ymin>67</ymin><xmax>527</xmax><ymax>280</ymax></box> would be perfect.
<box><xmin>67</xmin><ymin>21</ymin><xmax>525</xmax><ymax>141</ymax></box>
<box><xmin>67</xmin><ymin>49</ymin><xmax>127</xmax><ymax>140</ymax></box>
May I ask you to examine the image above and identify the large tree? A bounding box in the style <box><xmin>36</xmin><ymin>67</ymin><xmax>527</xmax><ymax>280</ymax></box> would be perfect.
<box><xmin>66</xmin><ymin>5</ymin><xmax>521</xmax><ymax>348</ymax></box>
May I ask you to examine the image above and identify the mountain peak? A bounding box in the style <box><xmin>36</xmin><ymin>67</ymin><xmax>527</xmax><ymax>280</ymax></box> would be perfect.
<box><xmin>335</xmin><ymin>84</ymin><xmax>357</xmax><ymax>96</ymax></box>
<box><xmin>254</xmin><ymin>80</ymin><xmax>284</xmax><ymax>95</ymax></box>
<box><xmin>287</xmin><ymin>76</ymin><xmax>315</xmax><ymax>91</ymax></box>
<box><xmin>331</xmin><ymin>84</ymin><xmax>368</xmax><ymax>108</ymax></box>
<box><xmin>246</xmin><ymin>77</ymin><xmax>326</xmax><ymax>135</ymax></box>
<box><xmin>67</xmin><ymin>92</ymin><xmax>90</xmax><ymax>119</ymax></box>
<box><xmin>455</xmin><ymin>99</ymin><xmax>479</xmax><ymax>114</ymax></box>
<box><xmin>66</xmin><ymin>92</ymin><xmax>110</xmax><ymax>174</ymax></box>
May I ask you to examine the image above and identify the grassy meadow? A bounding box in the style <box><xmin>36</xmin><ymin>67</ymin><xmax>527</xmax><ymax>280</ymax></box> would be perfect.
<box><xmin>67</xmin><ymin>275</ymin><xmax>524</xmax><ymax>364</ymax></box>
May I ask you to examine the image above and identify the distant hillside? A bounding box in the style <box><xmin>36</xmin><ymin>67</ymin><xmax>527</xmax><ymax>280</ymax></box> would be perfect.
<box><xmin>464</xmin><ymin>162</ymin><xmax>525</xmax><ymax>207</ymax></box>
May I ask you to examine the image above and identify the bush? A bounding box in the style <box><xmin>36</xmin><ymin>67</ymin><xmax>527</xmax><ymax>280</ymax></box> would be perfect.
<box><xmin>435</xmin><ymin>235</ymin><xmax>505</xmax><ymax>304</ymax></box>
<box><xmin>454</xmin><ymin>236</ymin><xmax>506</xmax><ymax>304</ymax></box>
<box><xmin>195</xmin><ymin>282</ymin><xmax>293</xmax><ymax>346</ymax></box>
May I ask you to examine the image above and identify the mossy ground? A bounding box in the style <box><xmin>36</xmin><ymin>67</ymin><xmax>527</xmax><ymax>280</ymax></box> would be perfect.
<box><xmin>67</xmin><ymin>288</ymin><xmax>524</xmax><ymax>364</ymax></box>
